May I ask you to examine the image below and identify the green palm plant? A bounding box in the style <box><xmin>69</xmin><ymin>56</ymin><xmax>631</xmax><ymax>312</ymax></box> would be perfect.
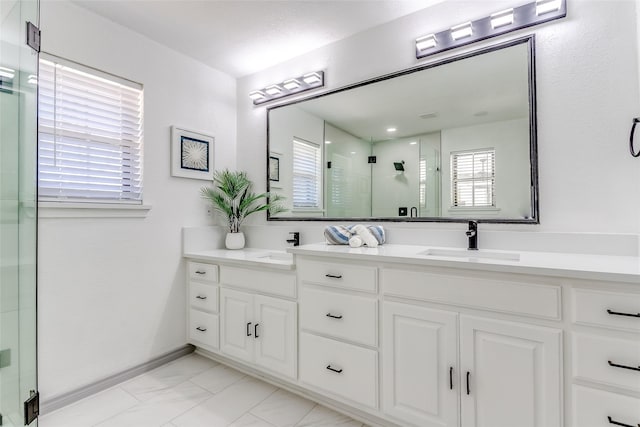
<box><xmin>201</xmin><ymin>169</ymin><xmax>286</xmax><ymax>233</ymax></box>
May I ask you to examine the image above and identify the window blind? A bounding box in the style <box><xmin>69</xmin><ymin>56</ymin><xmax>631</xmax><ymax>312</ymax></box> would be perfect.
<box><xmin>451</xmin><ymin>149</ymin><xmax>495</xmax><ymax>207</ymax></box>
<box><xmin>292</xmin><ymin>138</ymin><xmax>321</xmax><ymax>208</ymax></box>
<box><xmin>38</xmin><ymin>56</ymin><xmax>144</xmax><ymax>204</ymax></box>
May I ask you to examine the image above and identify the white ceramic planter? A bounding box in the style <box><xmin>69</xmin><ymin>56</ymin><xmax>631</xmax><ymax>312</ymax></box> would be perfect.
<box><xmin>225</xmin><ymin>231</ymin><xmax>245</xmax><ymax>250</ymax></box>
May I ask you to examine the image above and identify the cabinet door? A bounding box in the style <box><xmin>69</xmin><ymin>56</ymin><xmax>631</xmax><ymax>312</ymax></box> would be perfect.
<box><xmin>253</xmin><ymin>295</ymin><xmax>297</xmax><ymax>379</ymax></box>
<box><xmin>220</xmin><ymin>288</ymin><xmax>254</xmax><ymax>363</ymax></box>
<box><xmin>382</xmin><ymin>302</ymin><xmax>458</xmax><ymax>427</ymax></box>
<box><xmin>460</xmin><ymin>316</ymin><xmax>562</xmax><ymax>427</ymax></box>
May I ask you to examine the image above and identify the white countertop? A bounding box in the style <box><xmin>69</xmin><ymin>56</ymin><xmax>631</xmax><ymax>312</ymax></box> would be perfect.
<box><xmin>288</xmin><ymin>243</ymin><xmax>640</xmax><ymax>283</ymax></box>
<box><xmin>184</xmin><ymin>248</ymin><xmax>295</xmax><ymax>270</ymax></box>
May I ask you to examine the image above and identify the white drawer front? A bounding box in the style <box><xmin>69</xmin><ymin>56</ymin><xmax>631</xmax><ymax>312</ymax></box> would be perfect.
<box><xmin>188</xmin><ymin>262</ymin><xmax>219</xmax><ymax>284</ymax></box>
<box><xmin>189</xmin><ymin>310</ymin><xmax>219</xmax><ymax>350</ymax></box>
<box><xmin>297</xmin><ymin>258</ymin><xmax>377</xmax><ymax>293</ymax></box>
<box><xmin>382</xmin><ymin>268</ymin><xmax>561</xmax><ymax>320</ymax></box>
<box><xmin>299</xmin><ymin>332</ymin><xmax>377</xmax><ymax>408</ymax></box>
<box><xmin>221</xmin><ymin>266</ymin><xmax>296</xmax><ymax>298</ymax></box>
<box><xmin>573</xmin><ymin>385</ymin><xmax>640</xmax><ymax>427</ymax></box>
<box><xmin>573</xmin><ymin>288</ymin><xmax>640</xmax><ymax>332</ymax></box>
<box><xmin>189</xmin><ymin>283</ymin><xmax>219</xmax><ymax>313</ymax></box>
<box><xmin>573</xmin><ymin>333</ymin><xmax>640</xmax><ymax>392</ymax></box>
<box><xmin>300</xmin><ymin>286</ymin><xmax>377</xmax><ymax>347</ymax></box>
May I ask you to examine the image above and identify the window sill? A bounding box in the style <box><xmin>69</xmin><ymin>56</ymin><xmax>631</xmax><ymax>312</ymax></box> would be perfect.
<box><xmin>448</xmin><ymin>207</ymin><xmax>501</xmax><ymax>215</ymax></box>
<box><xmin>38</xmin><ymin>202</ymin><xmax>152</xmax><ymax>219</ymax></box>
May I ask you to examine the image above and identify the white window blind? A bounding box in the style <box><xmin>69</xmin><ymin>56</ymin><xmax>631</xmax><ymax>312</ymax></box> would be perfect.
<box><xmin>292</xmin><ymin>138</ymin><xmax>321</xmax><ymax>209</ymax></box>
<box><xmin>38</xmin><ymin>56</ymin><xmax>144</xmax><ymax>204</ymax></box>
<box><xmin>451</xmin><ymin>149</ymin><xmax>495</xmax><ymax>207</ymax></box>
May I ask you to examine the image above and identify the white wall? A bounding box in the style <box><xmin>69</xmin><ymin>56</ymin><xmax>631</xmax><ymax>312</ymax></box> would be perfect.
<box><xmin>237</xmin><ymin>0</ymin><xmax>640</xmax><ymax>236</ymax></box>
<box><xmin>38</xmin><ymin>1</ymin><xmax>236</xmax><ymax>400</ymax></box>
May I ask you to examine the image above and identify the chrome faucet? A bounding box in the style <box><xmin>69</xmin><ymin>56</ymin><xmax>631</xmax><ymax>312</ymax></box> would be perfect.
<box><xmin>286</xmin><ymin>232</ymin><xmax>300</xmax><ymax>247</ymax></box>
<box><xmin>466</xmin><ymin>221</ymin><xmax>478</xmax><ymax>250</ymax></box>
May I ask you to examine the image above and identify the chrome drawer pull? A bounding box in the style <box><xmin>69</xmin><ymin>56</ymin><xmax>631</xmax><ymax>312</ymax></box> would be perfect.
<box><xmin>325</xmin><ymin>274</ymin><xmax>343</xmax><ymax>279</ymax></box>
<box><xmin>326</xmin><ymin>365</ymin><xmax>343</xmax><ymax>374</ymax></box>
<box><xmin>607</xmin><ymin>415</ymin><xmax>639</xmax><ymax>427</ymax></box>
<box><xmin>246</xmin><ymin>322</ymin><xmax>252</xmax><ymax>337</ymax></box>
<box><xmin>449</xmin><ymin>366</ymin><xmax>454</xmax><ymax>390</ymax></box>
<box><xmin>466</xmin><ymin>371</ymin><xmax>471</xmax><ymax>395</ymax></box>
<box><xmin>326</xmin><ymin>313</ymin><xmax>343</xmax><ymax>319</ymax></box>
<box><xmin>254</xmin><ymin>323</ymin><xmax>260</xmax><ymax>339</ymax></box>
<box><xmin>608</xmin><ymin>360</ymin><xmax>640</xmax><ymax>372</ymax></box>
<box><xmin>607</xmin><ymin>309</ymin><xmax>640</xmax><ymax>318</ymax></box>
<box><xmin>196</xmin><ymin>327</ymin><xmax>207</xmax><ymax>332</ymax></box>
<box><xmin>195</xmin><ymin>270</ymin><xmax>206</xmax><ymax>275</ymax></box>
<box><xmin>195</xmin><ymin>295</ymin><xmax>207</xmax><ymax>300</ymax></box>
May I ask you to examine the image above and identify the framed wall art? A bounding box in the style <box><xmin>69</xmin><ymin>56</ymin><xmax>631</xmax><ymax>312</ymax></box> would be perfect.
<box><xmin>171</xmin><ymin>126</ymin><xmax>215</xmax><ymax>180</ymax></box>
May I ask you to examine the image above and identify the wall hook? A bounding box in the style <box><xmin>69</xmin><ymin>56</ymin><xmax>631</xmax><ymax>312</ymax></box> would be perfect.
<box><xmin>630</xmin><ymin>117</ymin><xmax>640</xmax><ymax>157</ymax></box>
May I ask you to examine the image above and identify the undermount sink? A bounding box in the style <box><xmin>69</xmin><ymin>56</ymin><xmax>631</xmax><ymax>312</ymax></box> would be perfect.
<box><xmin>418</xmin><ymin>248</ymin><xmax>521</xmax><ymax>261</ymax></box>
<box><xmin>256</xmin><ymin>252</ymin><xmax>294</xmax><ymax>262</ymax></box>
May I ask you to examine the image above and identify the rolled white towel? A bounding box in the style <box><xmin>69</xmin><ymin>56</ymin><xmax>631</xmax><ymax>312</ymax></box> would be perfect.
<box><xmin>349</xmin><ymin>235</ymin><xmax>363</xmax><ymax>248</ymax></box>
<box><xmin>352</xmin><ymin>224</ymin><xmax>379</xmax><ymax>248</ymax></box>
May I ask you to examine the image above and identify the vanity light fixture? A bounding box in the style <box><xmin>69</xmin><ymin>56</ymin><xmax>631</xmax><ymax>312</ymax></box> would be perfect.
<box><xmin>415</xmin><ymin>0</ymin><xmax>566</xmax><ymax>59</ymax></box>
<box><xmin>249</xmin><ymin>90</ymin><xmax>266</xmax><ymax>101</ymax></box>
<box><xmin>282</xmin><ymin>79</ymin><xmax>301</xmax><ymax>90</ymax></box>
<box><xmin>265</xmin><ymin>85</ymin><xmax>283</xmax><ymax>96</ymax></box>
<box><xmin>536</xmin><ymin>0</ymin><xmax>562</xmax><ymax>15</ymax></box>
<box><xmin>451</xmin><ymin>22</ymin><xmax>473</xmax><ymax>40</ymax></box>
<box><xmin>491</xmin><ymin>8</ymin><xmax>515</xmax><ymax>29</ymax></box>
<box><xmin>250</xmin><ymin>71</ymin><xmax>325</xmax><ymax>105</ymax></box>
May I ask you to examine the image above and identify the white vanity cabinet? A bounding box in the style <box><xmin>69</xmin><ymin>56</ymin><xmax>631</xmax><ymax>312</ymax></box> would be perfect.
<box><xmin>219</xmin><ymin>267</ymin><xmax>297</xmax><ymax>379</ymax></box>
<box><xmin>381</xmin><ymin>266</ymin><xmax>562</xmax><ymax>427</ymax></box>
<box><xmin>186</xmin><ymin>261</ymin><xmax>220</xmax><ymax>351</ymax></box>
<box><xmin>570</xmin><ymin>285</ymin><xmax>640</xmax><ymax>427</ymax></box>
<box><xmin>297</xmin><ymin>257</ymin><xmax>379</xmax><ymax>409</ymax></box>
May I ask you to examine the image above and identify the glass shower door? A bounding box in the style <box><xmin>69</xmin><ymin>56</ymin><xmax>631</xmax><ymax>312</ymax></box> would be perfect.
<box><xmin>0</xmin><ymin>0</ymin><xmax>39</xmax><ymax>425</ymax></box>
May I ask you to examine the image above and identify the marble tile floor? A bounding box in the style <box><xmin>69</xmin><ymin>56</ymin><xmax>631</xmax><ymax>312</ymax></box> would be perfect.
<box><xmin>40</xmin><ymin>353</ymin><xmax>367</xmax><ymax>427</ymax></box>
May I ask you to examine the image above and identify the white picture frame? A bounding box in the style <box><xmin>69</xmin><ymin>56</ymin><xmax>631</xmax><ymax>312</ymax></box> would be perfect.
<box><xmin>171</xmin><ymin>126</ymin><xmax>215</xmax><ymax>180</ymax></box>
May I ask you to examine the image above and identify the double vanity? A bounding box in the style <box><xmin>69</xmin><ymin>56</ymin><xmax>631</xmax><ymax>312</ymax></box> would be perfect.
<box><xmin>183</xmin><ymin>243</ymin><xmax>640</xmax><ymax>427</ymax></box>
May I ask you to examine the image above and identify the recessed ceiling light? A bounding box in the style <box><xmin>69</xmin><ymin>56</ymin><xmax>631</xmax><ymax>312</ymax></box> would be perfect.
<box><xmin>386</xmin><ymin>127</ymin><xmax>397</xmax><ymax>133</ymax></box>
<box><xmin>419</xmin><ymin>112</ymin><xmax>438</xmax><ymax>119</ymax></box>
<box><xmin>409</xmin><ymin>141</ymin><xmax>418</xmax><ymax>145</ymax></box>
<box><xmin>325</xmin><ymin>140</ymin><xmax>332</xmax><ymax>144</ymax></box>
<box><xmin>351</xmin><ymin>151</ymin><xmax>356</xmax><ymax>155</ymax></box>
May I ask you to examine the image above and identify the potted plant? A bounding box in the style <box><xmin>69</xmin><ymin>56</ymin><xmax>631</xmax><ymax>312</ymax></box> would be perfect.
<box><xmin>201</xmin><ymin>169</ymin><xmax>286</xmax><ymax>249</ymax></box>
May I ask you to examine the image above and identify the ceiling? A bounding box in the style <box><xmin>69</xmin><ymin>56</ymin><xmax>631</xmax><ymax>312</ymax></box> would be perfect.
<box><xmin>71</xmin><ymin>0</ymin><xmax>446</xmax><ymax>78</ymax></box>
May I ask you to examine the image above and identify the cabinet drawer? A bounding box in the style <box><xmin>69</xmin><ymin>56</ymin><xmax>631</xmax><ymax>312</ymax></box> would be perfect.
<box><xmin>188</xmin><ymin>262</ymin><xmax>219</xmax><ymax>283</ymax></box>
<box><xmin>189</xmin><ymin>310</ymin><xmax>219</xmax><ymax>350</ymax></box>
<box><xmin>189</xmin><ymin>283</ymin><xmax>219</xmax><ymax>313</ymax></box>
<box><xmin>573</xmin><ymin>288</ymin><xmax>640</xmax><ymax>332</ymax></box>
<box><xmin>300</xmin><ymin>286</ymin><xmax>377</xmax><ymax>347</ymax></box>
<box><xmin>573</xmin><ymin>333</ymin><xmax>640</xmax><ymax>392</ymax></box>
<box><xmin>297</xmin><ymin>258</ymin><xmax>377</xmax><ymax>293</ymax></box>
<box><xmin>382</xmin><ymin>268</ymin><xmax>561</xmax><ymax>320</ymax></box>
<box><xmin>573</xmin><ymin>385</ymin><xmax>640</xmax><ymax>427</ymax></box>
<box><xmin>299</xmin><ymin>332</ymin><xmax>377</xmax><ymax>408</ymax></box>
<box><xmin>221</xmin><ymin>266</ymin><xmax>295</xmax><ymax>298</ymax></box>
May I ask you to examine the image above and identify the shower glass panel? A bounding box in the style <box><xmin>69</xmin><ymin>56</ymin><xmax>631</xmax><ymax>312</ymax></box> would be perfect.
<box><xmin>0</xmin><ymin>0</ymin><xmax>39</xmax><ymax>425</ymax></box>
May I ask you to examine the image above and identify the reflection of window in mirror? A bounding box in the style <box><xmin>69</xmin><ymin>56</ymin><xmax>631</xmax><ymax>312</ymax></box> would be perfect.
<box><xmin>419</xmin><ymin>158</ymin><xmax>427</xmax><ymax>209</ymax></box>
<box><xmin>451</xmin><ymin>149</ymin><xmax>495</xmax><ymax>207</ymax></box>
<box><xmin>292</xmin><ymin>138</ymin><xmax>322</xmax><ymax>210</ymax></box>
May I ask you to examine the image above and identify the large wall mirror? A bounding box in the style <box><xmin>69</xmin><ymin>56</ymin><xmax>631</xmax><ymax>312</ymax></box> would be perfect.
<box><xmin>267</xmin><ymin>36</ymin><xmax>538</xmax><ymax>223</ymax></box>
